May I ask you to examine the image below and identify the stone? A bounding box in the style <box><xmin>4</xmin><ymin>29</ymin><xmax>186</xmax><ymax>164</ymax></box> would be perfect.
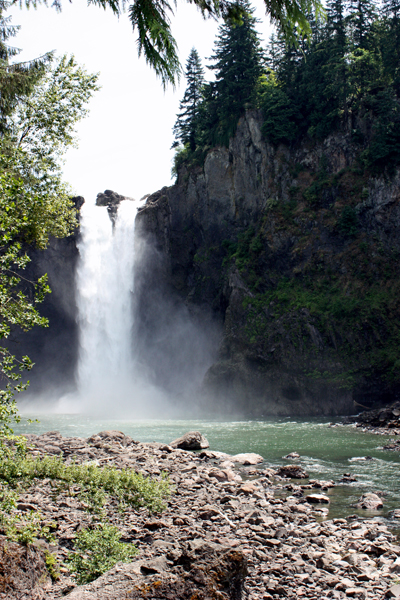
<box><xmin>386</xmin><ymin>585</ymin><xmax>400</xmax><ymax>598</ymax></box>
<box><xmin>276</xmin><ymin>465</ymin><xmax>309</xmax><ymax>479</ymax></box>
<box><xmin>283</xmin><ymin>452</ymin><xmax>300</xmax><ymax>459</ymax></box>
<box><xmin>170</xmin><ymin>431</ymin><xmax>209</xmax><ymax>450</ymax></box>
<box><xmin>305</xmin><ymin>494</ymin><xmax>330</xmax><ymax>504</ymax></box>
<box><xmin>67</xmin><ymin>543</ymin><xmax>247</xmax><ymax>600</ymax></box>
<box><xmin>356</xmin><ymin>493</ymin><xmax>383</xmax><ymax>510</ymax></box>
<box><xmin>230</xmin><ymin>453</ymin><xmax>264</xmax><ymax>465</ymax></box>
<box><xmin>239</xmin><ymin>482</ymin><xmax>257</xmax><ymax>495</ymax></box>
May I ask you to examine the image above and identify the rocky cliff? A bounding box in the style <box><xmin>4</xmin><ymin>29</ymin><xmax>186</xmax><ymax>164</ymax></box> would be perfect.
<box><xmin>135</xmin><ymin>110</ymin><xmax>400</xmax><ymax>416</ymax></box>
<box><xmin>7</xmin><ymin>197</ymin><xmax>84</xmax><ymax>398</ymax></box>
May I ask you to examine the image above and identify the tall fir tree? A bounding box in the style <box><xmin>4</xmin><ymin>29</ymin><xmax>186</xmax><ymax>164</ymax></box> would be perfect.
<box><xmin>206</xmin><ymin>0</ymin><xmax>264</xmax><ymax>145</ymax></box>
<box><xmin>173</xmin><ymin>48</ymin><xmax>204</xmax><ymax>151</ymax></box>
<box><xmin>0</xmin><ymin>1</ymin><xmax>50</xmax><ymax>133</ymax></box>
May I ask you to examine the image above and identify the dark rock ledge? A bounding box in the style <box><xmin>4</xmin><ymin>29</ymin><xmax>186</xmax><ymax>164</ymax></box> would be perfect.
<box><xmin>2</xmin><ymin>429</ymin><xmax>400</xmax><ymax>600</ymax></box>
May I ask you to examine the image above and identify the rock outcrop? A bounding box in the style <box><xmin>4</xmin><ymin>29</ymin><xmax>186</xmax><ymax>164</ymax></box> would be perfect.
<box><xmin>135</xmin><ymin>110</ymin><xmax>400</xmax><ymax>416</ymax></box>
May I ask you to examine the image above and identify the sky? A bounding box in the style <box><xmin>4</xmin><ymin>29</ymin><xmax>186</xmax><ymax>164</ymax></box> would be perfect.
<box><xmin>9</xmin><ymin>0</ymin><xmax>273</xmax><ymax>204</ymax></box>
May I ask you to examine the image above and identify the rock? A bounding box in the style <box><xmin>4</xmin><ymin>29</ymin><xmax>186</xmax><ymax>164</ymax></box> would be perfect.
<box><xmin>356</xmin><ymin>493</ymin><xmax>383</xmax><ymax>510</ymax></box>
<box><xmin>230</xmin><ymin>453</ymin><xmax>263</xmax><ymax>465</ymax></box>
<box><xmin>239</xmin><ymin>482</ymin><xmax>257</xmax><ymax>495</ymax></box>
<box><xmin>170</xmin><ymin>431</ymin><xmax>209</xmax><ymax>450</ymax></box>
<box><xmin>275</xmin><ymin>465</ymin><xmax>309</xmax><ymax>479</ymax></box>
<box><xmin>66</xmin><ymin>542</ymin><xmax>247</xmax><ymax>600</ymax></box>
<box><xmin>305</xmin><ymin>494</ymin><xmax>330</xmax><ymax>504</ymax></box>
<box><xmin>386</xmin><ymin>585</ymin><xmax>400</xmax><ymax>598</ymax></box>
<box><xmin>390</xmin><ymin>558</ymin><xmax>400</xmax><ymax>573</ymax></box>
<box><xmin>388</xmin><ymin>509</ymin><xmax>400</xmax><ymax>519</ymax></box>
<box><xmin>283</xmin><ymin>452</ymin><xmax>300</xmax><ymax>459</ymax></box>
<box><xmin>96</xmin><ymin>190</ymin><xmax>133</xmax><ymax>225</ymax></box>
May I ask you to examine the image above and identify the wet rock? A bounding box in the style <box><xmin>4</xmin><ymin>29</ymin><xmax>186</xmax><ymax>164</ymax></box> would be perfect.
<box><xmin>276</xmin><ymin>464</ymin><xmax>309</xmax><ymax>479</ymax></box>
<box><xmin>170</xmin><ymin>431</ymin><xmax>209</xmax><ymax>450</ymax></box>
<box><xmin>283</xmin><ymin>452</ymin><xmax>300</xmax><ymax>459</ymax></box>
<box><xmin>356</xmin><ymin>493</ymin><xmax>383</xmax><ymax>510</ymax></box>
<box><xmin>388</xmin><ymin>509</ymin><xmax>400</xmax><ymax>519</ymax></box>
<box><xmin>305</xmin><ymin>494</ymin><xmax>330</xmax><ymax>504</ymax></box>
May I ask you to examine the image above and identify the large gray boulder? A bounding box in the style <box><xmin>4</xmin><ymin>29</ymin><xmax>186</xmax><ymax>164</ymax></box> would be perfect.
<box><xmin>66</xmin><ymin>542</ymin><xmax>247</xmax><ymax>600</ymax></box>
<box><xmin>356</xmin><ymin>492</ymin><xmax>383</xmax><ymax>510</ymax></box>
<box><xmin>170</xmin><ymin>431</ymin><xmax>209</xmax><ymax>450</ymax></box>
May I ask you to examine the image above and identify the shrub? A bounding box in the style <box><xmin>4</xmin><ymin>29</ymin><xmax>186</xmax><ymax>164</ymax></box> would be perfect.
<box><xmin>67</xmin><ymin>523</ymin><xmax>138</xmax><ymax>584</ymax></box>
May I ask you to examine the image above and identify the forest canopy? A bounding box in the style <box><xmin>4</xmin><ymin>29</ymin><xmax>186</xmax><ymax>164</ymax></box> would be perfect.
<box><xmin>173</xmin><ymin>0</ymin><xmax>400</xmax><ymax>174</ymax></box>
<box><xmin>19</xmin><ymin>0</ymin><xmax>324</xmax><ymax>86</ymax></box>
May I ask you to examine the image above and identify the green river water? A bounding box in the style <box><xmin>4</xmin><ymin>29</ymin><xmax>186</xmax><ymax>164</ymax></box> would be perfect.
<box><xmin>14</xmin><ymin>415</ymin><xmax>400</xmax><ymax>525</ymax></box>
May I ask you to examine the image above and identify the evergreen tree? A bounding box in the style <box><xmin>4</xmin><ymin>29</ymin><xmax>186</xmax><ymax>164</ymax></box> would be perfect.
<box><xmin>173</xmin><ymin>48</ymin><xmax>204</xmax><ymax>152</ymax></box>
<box><xmin>0</xmin><ymin>1</ymin><xmax>50</xmax><ymax>133</ymax></box>
<box><xmin>206</xmin><ymin>0</ymin><xmax>264</xmax><ymax>145</ymax></box>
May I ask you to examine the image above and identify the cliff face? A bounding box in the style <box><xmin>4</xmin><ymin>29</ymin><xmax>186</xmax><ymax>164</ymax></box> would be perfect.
<box><xmin>135</xmin><ymin>111</ymin><xmax>400</xmax><ymax>416</ymax></box>
<box><xmin>7</xmin><ymin>199</ymin><xmax>83</xmax><ymax>397</ymax></box>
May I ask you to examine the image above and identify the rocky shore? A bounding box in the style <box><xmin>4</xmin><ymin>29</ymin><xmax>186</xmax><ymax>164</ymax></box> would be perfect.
<box><xmin>1</xmin><ymin>429</ymin><xmax>400</xmax><ymax>600</ymax></box>
<box><xmin>344</xmin><ymin>401</ymin><xmax>400</xmax><ymax>451</ymax></box>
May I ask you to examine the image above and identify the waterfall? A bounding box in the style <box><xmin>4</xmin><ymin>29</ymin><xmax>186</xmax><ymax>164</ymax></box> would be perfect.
<box><xmin>73</xmin><ymin>200</ymin><xmax>138</xmax><ymax>414</ymax></box>
<box><xmin>54</xmin><ymin>195</ymin><xmax>217</xmax><ymax>418</ymax></box>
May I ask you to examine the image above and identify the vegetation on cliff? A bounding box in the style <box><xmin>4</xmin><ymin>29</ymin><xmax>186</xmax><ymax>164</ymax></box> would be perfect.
<box><xmin>174</xmin><ymin>0</ymin><xmax>400</xmax><ymax>173</ymax></box>
<box><xmin>168</xmin><ymin>0</ymin><xmax>400</xmax><ymax>409</ymax></box>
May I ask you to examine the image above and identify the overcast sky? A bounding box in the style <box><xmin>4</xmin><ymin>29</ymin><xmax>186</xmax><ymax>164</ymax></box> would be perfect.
<box><xmin>9</xmin><ymin>0</ymin><xmax>273</xmax><ymax>204</ymax></box>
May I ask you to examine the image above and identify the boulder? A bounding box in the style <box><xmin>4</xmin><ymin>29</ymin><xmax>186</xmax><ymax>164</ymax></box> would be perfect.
<box><xmin>66</xmin><ymin>542</ymin><xmax>247</xmax><ymax>600</ymax></box>
<box><xmin>276</xmin><ymin>465</ymin><xmax>309</xmax><ymax>479</ymax></box>
<box><xmin>356</xmin><ymin>493</ymin><xmax>383</xmax><ymax>510</ymax></box>
<box><xmin>230</xmin><ymin>453</ymin><xmax>263</xmax><ymax>465</ymax></box>
<box><xmin>283</xmin><ymin>452</ymin><xmax>300</xmax><ymax>459</ymax></box>
<box><xmin>305</xmin><ymin>494</ymin><xmax>330</xmax><ymax>504</ymax></box>
<box><xmin>170</xmin><ymin>431</ymin><xmax>209</xmax><ymax>450</ymax></box>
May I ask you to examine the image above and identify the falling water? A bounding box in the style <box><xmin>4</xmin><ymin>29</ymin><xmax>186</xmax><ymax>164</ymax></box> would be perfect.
<box><xmin>74</xmin><ymin>200</ymin><xmax>138</xmax><ymax>414</ymax></box>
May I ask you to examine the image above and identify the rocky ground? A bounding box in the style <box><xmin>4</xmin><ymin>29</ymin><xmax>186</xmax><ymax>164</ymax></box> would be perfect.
<box><xmin>1</xmin><ymin>429</ymin><xmax>400</xmax><ymax>600</ymax></box>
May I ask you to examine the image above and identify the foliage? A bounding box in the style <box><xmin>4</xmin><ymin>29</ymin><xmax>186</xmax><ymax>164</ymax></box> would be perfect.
<box><xmin>203</xmin><ymin>0</ymin><xmax>265</xmax><ymax>146</ymax></box>
<box><xmin>338</xmin><ymin>205</ymin><xmax>358</xmax><ymax>236</ymax></box>
<box><xmin>66</xmin><ymin>523</ymin><xmax>138</xmax><ymax>585</ymax></box>
<box><xmin>0</xmin><ymin>453</ymin><xmax>171</xmax><ymax>514</ymax></box>
<box><xmin>23</xmin><ymin>0</ymin><xmax>323</xmax><ymax>87</ymax></box>
<box><xmin>173</xmin><ymin>48</ymin><xmax>205</xmax><ymax>152</ymax></box>
<box><xmin>257</xmin><ymin>0</ymin><xmax>400</xmax><ymax>171</ymax></box>
<box><xmin>0</xmin><ymin>0</ymin><xmax>51</xmax><ymax>133</ymax></box>
<box><xmin>0</xmin><ymin>484</ymin><xmax>55</xmax><ymax>545</ymax></box>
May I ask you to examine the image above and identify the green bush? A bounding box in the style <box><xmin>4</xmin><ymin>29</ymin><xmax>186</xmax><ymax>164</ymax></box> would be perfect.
<box><xmin>67</xmin><ymin>523</ymin><xmax>138</xmax><ymax>584</ymax></box>
<box><xmin>0</xmin><ymin>454</ymin><xmax>170</xmax><ymax>514</ymax></box>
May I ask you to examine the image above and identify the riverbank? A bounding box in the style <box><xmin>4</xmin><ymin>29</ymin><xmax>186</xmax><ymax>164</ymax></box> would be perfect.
<box><xmin>2</xmin><ymin>429</ymin><xmax>400</xmax><ymax>599</ymax></box>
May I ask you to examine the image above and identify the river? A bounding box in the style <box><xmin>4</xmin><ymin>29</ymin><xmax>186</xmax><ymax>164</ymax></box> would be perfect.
<box><xmin>14</xmin><ymin>414</ymin><xmax>400</xmax><ymax>524</ymax></box>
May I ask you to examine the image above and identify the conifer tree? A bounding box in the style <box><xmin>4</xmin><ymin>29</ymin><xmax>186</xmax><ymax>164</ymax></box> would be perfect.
<box><xmin>0</xmin><ymin>1</ymin><xmax>50</xmax><ymax>133</ymax></box>
<box><xmin>206</xmin><ymin>0</ymin><xmax>264</xmax><ymax>145</ymax></box>
<box><xmin>173</xmin><ymin>48</ymin><xmax>204</xmax><ymax>152</ymax></box>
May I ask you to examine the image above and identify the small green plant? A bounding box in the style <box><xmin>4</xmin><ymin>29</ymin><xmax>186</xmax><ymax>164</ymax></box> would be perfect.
<box><xmin>67</xmin><ymin>523</ymin><xmax>138</xmax><ymax>584</ymax></box>
<box><xmin>0</xmin><ymin>484</ymin><xmax>55</xmax><ymax>545</ymax></box>
<box><xmin>45</xmin><ymin>551</ymin><xmax>60</xmax><ymax>581</ymax></box>
<box><xmin>338</xmin><ymin>206</ymin><xmax>358</xmax><ymax>237</ymax></box>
